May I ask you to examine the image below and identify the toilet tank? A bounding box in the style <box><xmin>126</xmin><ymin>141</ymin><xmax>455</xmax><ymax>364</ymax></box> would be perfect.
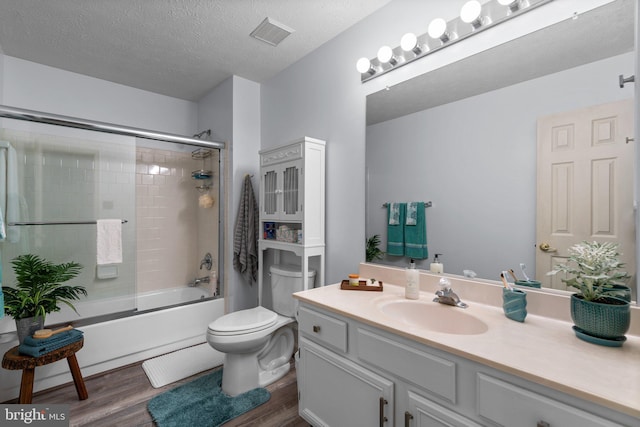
<box><xmin>270</xmin><ymin>264</ymin><xmax>316</xmax><ymax>317</ymax></box>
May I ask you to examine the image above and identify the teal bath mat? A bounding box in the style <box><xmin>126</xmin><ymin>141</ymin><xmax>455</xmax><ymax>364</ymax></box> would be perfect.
<box><xmin>147</xmin><ymin>369</ymin><xmax>270</xmax><ymax>427</ymax></box>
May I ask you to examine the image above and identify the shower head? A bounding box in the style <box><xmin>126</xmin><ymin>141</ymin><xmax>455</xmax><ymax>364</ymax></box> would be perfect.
<box><xmin>193</xmin><ymin>129</ymin><xmax>211</xmax><ymax>139</ymax></box>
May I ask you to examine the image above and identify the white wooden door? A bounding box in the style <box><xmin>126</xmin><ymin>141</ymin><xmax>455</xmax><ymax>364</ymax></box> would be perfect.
<box><xmin>536</xmin><ymin>99</ymin><xmax>635</xmax><ymax>289</ymax></box>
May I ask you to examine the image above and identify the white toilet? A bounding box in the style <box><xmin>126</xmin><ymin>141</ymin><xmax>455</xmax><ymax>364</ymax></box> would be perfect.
<box><xmin>206</xmin><ymin>264</ymin><xmax>316</xmax><ymax>396</ymax></box>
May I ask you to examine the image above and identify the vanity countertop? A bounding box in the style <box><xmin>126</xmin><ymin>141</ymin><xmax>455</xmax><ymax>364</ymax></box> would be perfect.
<box><xmin>293</xmin><ymin>282</ymin><xmax>640</xmax><ymax>419</ymax></box>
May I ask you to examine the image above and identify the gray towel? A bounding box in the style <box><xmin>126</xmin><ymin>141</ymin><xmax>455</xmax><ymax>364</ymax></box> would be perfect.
<box><xmin>233</xmin><ymin>174</ymin><xmax>259</xmax><ymax>285</ymax></box>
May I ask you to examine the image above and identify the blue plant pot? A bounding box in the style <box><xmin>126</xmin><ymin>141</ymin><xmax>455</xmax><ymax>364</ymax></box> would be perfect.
<box><xmin>502</xmin><ymin>288</ymin><xmax>527</xmax><ymax>322</ymax></box>
<box><xmin>570</xmin><ymin>294</ymin><xmax>630</xmax><ymax>340</ymax></box>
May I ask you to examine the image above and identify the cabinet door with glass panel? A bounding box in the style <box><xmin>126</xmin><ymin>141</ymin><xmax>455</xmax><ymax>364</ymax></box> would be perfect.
<box><xmin>260</xmin><ymin>159</ymin><xmax>303</xmax><ymax>221</ymax></box>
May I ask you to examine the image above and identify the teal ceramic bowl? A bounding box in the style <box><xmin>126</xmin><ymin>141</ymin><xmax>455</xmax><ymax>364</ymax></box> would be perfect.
<box><xmin>514</xmin><ymin>280</ymin><xmax>541</xmax><ymax>289</ymax></box>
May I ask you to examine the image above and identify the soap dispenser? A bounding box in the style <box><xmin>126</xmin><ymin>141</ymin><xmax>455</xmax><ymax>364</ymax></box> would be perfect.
<box><xmin>430</xmin><ymin>254</ymin><xmax>444</xmax><ymax>274</ymax></box>
<box><xmin>405</xmin><ymin>259</ymin><xmax>420</xmax><ymax>300</ymax></box>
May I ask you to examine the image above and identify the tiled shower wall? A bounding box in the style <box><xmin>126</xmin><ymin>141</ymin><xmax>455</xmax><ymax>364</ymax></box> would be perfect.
<box><xmin>136</xmin><ymin>144</ymin><xmax>219</xmax><ymax>295</ymax></box>
<box><xmin>0</xmin><ymin>127</ymin><xmax>137</xmax><ymax>302</ymax></box>
<box><xmin>1</xmin><ymin>125</ymin><xmax>219</xmax><ymax>316</ymax></box>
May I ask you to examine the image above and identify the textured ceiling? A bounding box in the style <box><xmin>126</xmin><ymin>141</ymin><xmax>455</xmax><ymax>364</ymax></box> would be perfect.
<box><xmin>0</xmin><ymin>0</ymin><xmax>392</xmax><ymax>101</ymax></box>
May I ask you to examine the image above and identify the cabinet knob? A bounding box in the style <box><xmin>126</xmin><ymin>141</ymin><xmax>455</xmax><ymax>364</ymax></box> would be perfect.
<box><xmin>537</xmin><ymin>421</ymin><xmax>550</xmax><ymax>427</ymax></box>
<box><xmin>404</xmin><ymin>411</ymin><xmax>414</xmax><ymax>427</ymax></box>
<box><xmin>312</xmin><ymin>325</ymin><xmax>321</xmax><ymax>333</ymax></box>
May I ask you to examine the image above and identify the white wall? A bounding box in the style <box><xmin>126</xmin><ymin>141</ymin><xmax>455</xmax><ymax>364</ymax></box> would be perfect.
<box><xmin>231</xmin><ymin>77</ymin><xmax>261</xmax><ymax>310</ymax></box>
<box><xmin>0</xmin><ymin>50</ymin><xmax>4</xmax><ymax>105</ymax></box>
<box><xmin>3</xmin><ymin>56</ymin><xmax>197</xmax><ymax>134</ymax></box>
<box><xmin>366</xmin><ymin>52</ymin><xmax>635</xmax><ymax>279</ymax></box>
<box><xmin>197</xmin><ymin>76</ymin><xmax>261</xmax><ymax>312</ymax></box>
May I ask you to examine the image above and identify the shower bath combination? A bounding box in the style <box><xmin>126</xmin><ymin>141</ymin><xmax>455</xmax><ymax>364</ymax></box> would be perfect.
<box><xmin>0</xmin><ymin>114</ymin><xmax>224</xmax><ymax>329</ymax></box>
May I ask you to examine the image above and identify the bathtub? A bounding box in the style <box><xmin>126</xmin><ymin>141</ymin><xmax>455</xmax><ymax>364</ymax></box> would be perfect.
<box><xmin>0</xmin><ymin>286</ymin><xmax>213</xmax><ymax>327</ymax></box>
<box><xmin>136</xmin><ymin>286</ymin><xmax>211</xmax><ymax>312</ymax></box>
<box><xmin>0</xmin><ymin>291</ymin><xmax>224</xmax><ymax>403</ymax></box>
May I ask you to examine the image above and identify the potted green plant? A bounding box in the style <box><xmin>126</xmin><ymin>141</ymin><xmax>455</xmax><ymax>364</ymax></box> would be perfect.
<box><xmin>2</xmin><ymin>254</ymin><xmax>86</xmax><ymax>343</ymax></box>
<box><xmin>366</xmin><ymin>235</ymin><xmax>385</xmax><ymax>263</ymax></box>
<box><xmin>548</xmin><ymin>241</ymin><xmax>631</xmax><ymax>345</ymax></box>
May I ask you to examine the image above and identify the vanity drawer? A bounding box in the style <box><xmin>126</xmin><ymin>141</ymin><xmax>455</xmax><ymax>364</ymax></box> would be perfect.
<box><xmin>298</xmin><ymin>306</ymin><xmax>348</xmax><ymax>353</ymax></box>
<box><xmin>357</xmin><ymin>327</ymin><xmax>457</xmax><ymax>404</ymax></box>
<box><xmin>477</xmin><ymin>374</ymin><xmax>623</xmax><ymax>427</ymax></box>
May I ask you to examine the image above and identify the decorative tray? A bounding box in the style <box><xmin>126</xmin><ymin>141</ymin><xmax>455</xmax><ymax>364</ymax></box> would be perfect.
<box><xmin>340</xmin><ymin>279</ymin><xmax>383</xmax><ymax>292</ymax></box>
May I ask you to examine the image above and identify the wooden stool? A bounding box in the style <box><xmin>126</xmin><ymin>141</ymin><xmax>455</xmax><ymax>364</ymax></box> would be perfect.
<box><xmin>2</xmin><ymin>338</ymin><xmax>88</xmax><ymax>404</ymax></box>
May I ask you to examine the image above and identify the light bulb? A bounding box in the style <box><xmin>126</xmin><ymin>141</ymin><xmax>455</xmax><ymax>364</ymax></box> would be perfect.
<box><xmin>356</xmin><ymin>57</ymin><xmax>373</xmax><ymax>74</ymax></box>
<box><xmin>498</xmin><ymin>0</ymin><xmax>521</xmax><ymax>11</ymax></box>
<box><xmin>401</xmin><ymin>32</ymin><xmax>427</xmax><ymax>56</ymax></box>
<box><xmin>377</xmin><ymin>45</ymin><xmax>396</xmax><ymax>65</ymax></box>
<box><xmin>428</xmin><ymin>18</ymin><xmax>447</xmax><ymax>39</ymax></box>
<box><xmin>400</xmin><ymin>33</ymin><xmax>417</xmax><ymax>52</ymax></box>
<box><xmin>460</xmin><ymin>1</ymin><xmax>482</xmax><ymax>24</ymax></box>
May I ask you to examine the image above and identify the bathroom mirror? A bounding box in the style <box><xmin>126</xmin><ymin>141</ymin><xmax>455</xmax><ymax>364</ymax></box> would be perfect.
<box><xmin>365</xmin><ymin>1</ymin><xmax>637</xmax><ymax>300</ymax></box>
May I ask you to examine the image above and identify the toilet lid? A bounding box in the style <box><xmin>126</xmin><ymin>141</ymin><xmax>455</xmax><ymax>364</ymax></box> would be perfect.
<box><xmin>208</xmin><ymin>306</ymin><xmax>278</xmax><ymax>335</ymax></box>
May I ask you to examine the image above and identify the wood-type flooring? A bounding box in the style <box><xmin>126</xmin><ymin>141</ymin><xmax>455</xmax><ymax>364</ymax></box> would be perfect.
<box><xmin>5</xmin><ymin>358</ymin><xmax>308</xmax><ymax>427</ymax></box>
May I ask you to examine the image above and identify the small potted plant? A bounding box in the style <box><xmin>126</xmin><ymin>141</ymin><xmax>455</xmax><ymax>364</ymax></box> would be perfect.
<box><xmin>366</xmin><ymin>235</ymin><xmax>385</xmax><ymax>263</ymax></box>
<box><xmin>2</xmin><ymin>254</ymin><xmax>86</xmax><ymax>343</ymax></box>
<box><xmin>548</xmin><ymin>241</ymin><xmax>631</xmax><ymax>345</ymax></box>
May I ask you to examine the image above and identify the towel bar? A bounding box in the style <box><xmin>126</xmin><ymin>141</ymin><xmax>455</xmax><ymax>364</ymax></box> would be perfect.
<box><xmin>382</xmin><ymin>202</ymin><xmax>432</xmax><ymax>208</ymax></box>
<box><xmin>8</xmin><ymin>220</ymin><xmax>128</xmax><ymax>226</ymax></box>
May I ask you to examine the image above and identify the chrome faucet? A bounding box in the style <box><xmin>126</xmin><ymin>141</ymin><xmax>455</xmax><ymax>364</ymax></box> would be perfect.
<box><xmin>433</xmin><ymin>278</ymin><xmax>468</xmax><ymax>308</ymax></box>
<box><xmin>189</xmin><ymin>276</ymin><xmax>210</xmax><ymax>287</ymax></box>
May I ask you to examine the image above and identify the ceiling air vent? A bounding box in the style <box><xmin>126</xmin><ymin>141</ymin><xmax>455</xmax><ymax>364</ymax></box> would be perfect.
<box><xmin>250</xmin><ymin>17</ymin><xmax>294</xmax><ymax>46</ymax></box>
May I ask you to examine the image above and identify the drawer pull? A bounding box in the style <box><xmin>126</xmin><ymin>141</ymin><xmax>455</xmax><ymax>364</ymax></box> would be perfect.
<box><xmin>404</xmin><ymin>411</ymin><xmax>414</xmax><ymax>426</ymax></box>
<box><xmin>537</xmin><ymin>422</ymin><xmax>550</xmax><ymax>427</ymax></box>
<box><xmin>312</xmin><ymin>325</ymin><xmax>321</xmax><ymax>333</ymax></box>
<box><xmin>379</xmin><ymin>397</ymin><xmax>388</xmax><ymax>426</ymax></box>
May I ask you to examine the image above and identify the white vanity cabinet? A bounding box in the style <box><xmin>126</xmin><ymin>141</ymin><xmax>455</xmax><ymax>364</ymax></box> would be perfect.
<box><xmin>297</xmin><ymin>305</ymin><xmax>394</xmax><ymax>426</ymax></box>
<box><xmin>296</xmin><ymin>300</ymin><xmax>635</xmax><ymax>427</ymax></box>
<box><xmin>258</xmin><ymin>137</ymin><xmax>325</xmax><ymax>303</ymax></box>
<box><xmin>298</xmin><ymin>338</ymin><xmax>394</xmax><ymax>427</ymax></box>
<box><xmin>476</xmin><ymin>374</ymin><xmax>623</xmax><ymax>427</ymax></box>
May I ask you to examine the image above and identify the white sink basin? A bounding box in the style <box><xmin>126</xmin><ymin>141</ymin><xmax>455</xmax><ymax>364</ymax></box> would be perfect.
<box><xmin>377</xmin><ymin>299</ymin><xmax>489</xmax><ymax>335</ymax></box>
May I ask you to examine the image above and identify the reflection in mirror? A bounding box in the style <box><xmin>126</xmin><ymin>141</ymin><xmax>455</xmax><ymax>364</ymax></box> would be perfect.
<box><xmin>365</xmin><ymin>1</ymin><xmax>636</xmax><ymax>301</ymax></box>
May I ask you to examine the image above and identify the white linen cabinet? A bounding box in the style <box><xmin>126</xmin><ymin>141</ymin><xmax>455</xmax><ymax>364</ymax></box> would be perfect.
<box><xmin>257</xmin><ymin>137</ymin><xmax>325</xmax><ymax>303</ymax></box>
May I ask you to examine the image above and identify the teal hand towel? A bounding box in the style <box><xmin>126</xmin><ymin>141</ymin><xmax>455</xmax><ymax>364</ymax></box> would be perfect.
<box><xmin>18</xmin><ymin>330</ymin><xmax>84</xmax><ymax>357</ymax></box>
<box><xmin>387</xmin><ymin>203</ymin><xmax>405</xmax><ymax>256</ymax></box>
<box><xmin>22</xmin><ymin>328</ymin><xmax>83</xmax><ymax>347</ymax></box>
<box><xmin>404</xmin><ymin>202</ymin><xmax>428</xmax><ymax>259</ymax></box>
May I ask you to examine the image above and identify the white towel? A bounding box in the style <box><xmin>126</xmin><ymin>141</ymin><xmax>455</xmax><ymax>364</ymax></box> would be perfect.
<box><xmin>97</xmin><ymin>219</ymin><xmax>122</xmax><ymax>265</ymax></box>
<box><xmin>0</xmin><ymin>141</ymin><xmax>20</xmax><ymax>242</ymax></box>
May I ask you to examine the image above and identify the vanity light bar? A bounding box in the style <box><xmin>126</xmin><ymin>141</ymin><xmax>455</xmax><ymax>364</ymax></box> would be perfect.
<box><xmin>357</xmin><ymin>0</ymin><xmax>554</xmax><ymax>83</ymax></box>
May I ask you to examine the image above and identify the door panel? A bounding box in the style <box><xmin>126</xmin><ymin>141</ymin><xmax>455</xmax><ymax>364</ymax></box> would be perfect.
<box><xmin>536</xmin><ymin>99</ymin><xmax>635</xmax><ymax>289</ymax></box>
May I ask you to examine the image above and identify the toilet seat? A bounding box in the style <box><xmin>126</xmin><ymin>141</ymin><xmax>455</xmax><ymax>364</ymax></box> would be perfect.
<box><xmin>208</xmin><ymin>306</ymin><xmax>278</xmax><ymax>336</ymax></box>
